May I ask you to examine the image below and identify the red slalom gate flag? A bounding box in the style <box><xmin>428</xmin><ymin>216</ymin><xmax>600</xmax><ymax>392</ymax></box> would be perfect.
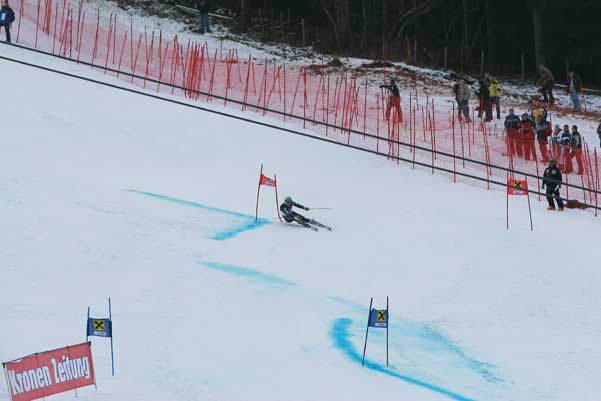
<box><xmin>3</xmin><ymin>342</ymin><xmax>95</xmax><ymax>401</ymax></box>
<box><xmin>507</xmin><ymin>179</ymin><xmax>529</xmax><ymax>195</ymax></box>
<box><xmin>259</xmin><ymin>174</ymin><xmax>277</xmax><ymax>187</ymax></box>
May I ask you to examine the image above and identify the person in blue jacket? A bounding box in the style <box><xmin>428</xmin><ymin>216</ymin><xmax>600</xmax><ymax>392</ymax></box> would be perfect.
<box><xmin>0</xmin><ymin>0</ymin><xmax>16</xmax><ymax>43</ymax></box>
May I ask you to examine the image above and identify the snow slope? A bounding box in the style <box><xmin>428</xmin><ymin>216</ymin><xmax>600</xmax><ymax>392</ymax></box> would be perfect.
<box><xmin>0</xmin><ymin>45</ymin><xmax>599</xmax><ymax>401</ymax></box>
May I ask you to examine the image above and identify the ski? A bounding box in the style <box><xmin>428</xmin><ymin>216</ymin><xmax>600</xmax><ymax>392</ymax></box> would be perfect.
<box><xmin>308</xmin><ymin>219</ymin><xmax>332</xmax><ymax>231</ymax></box>
<box><xmin>300</xmin><ymin>223</ymin><xmax>318</xmax><ymax>232</ymax></box>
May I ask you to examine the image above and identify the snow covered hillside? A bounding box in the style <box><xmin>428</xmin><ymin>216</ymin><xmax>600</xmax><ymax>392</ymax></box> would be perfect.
<box><xmin>0</xmin><ymin>44</ymin><xmax>599</xmax><ymax>401</ymax></box>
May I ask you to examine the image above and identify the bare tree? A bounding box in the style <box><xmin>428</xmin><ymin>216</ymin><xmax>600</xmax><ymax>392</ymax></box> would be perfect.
<box><xmin>389</xmin><ymin>0</ymin><xmax>435</xmax><ymax>40</ymax></box>
<box><xmin>321</xmin><ymin>0</ymin><xmax>351</xmax><ymax>46</ymax></box>
<box><xmin>530</xmin><ymin>0</ymin><xmax>546</xmax><ymax>68</ymax></box>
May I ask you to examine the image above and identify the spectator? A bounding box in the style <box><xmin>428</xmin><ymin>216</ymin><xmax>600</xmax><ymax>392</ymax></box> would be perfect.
<box><xmin>537</xmin><ymin>64</ymin><xmax>555</xmax><ymax>105</ymax></box>
<box><xmin>488</xmin><ymin>76</ymin><xmax>501</xmax><ymax>119</ymax></box>
<box><xmin>476</xmin><ymin>79</ymin><xmax>492</xmax><ymax>121</ymax></box>
<box><xmin>0</xmin><ymin>0</ymin><xmax>15</xmax><ymax>43</ymax></box>
<box><xmin>569</xmin><ymin>125</ymin><xmax>584</xmax><ymax>175</ymax></box>
<box><xmin>528</xmin><ymin>99</ymin><xmax>549</xmax><ymax>161</ymax></box>
<box><xmin>380</xmin><ymin>78</ymin><xmax>402</xmax><ymax>123</ymax></box>
<box><xmin>559</xmin><ymin>125</ymin><xmax>573</xmax><ymax>173</ymax></box>
<box><xmin>597</xmin><ymin>121</ymin><xmax>601</xmax><ymax>147</ymax></box>
<box><xmin>566</xmin><ymin>70</ymin><xmax>582</xmax><ymax>112</ymax></box>
<box><xmin>197</xmin><ymin>0</ymin><xmax>211</xmax><ymax>34</ymax></box>
<box><xmin>535</xmin><ymin>120</ymin><xmax>550</xmax><ymax>163</ymax></box>
<box><xmin>550</xmin><ymin>124</ymin><xmax>561</xmax><ymax>159</ymax></box>
<box><xmin>452</xmin><ymin>81</ymin><xmax>461</xmax><ymax>119</ymax></box>
<box><xmin>454</xmin><ymin>79</ymin><xmax>471</xmax><ymax>122</ymax></box>
<box><xmin>542</xmin><ymin>159</ymin><xmax>564</xmax><ymax>211</ymax></box>
<box><xmin>504</xmin><ymin>108</ymin><xmax>521</xmax><ymax>157</ymax></box>
<box><xmin>530</xmin><ymin>99</ymin><xmax>547</xmax><ymax>126</ymax></box>
<box><xmin>520</xmin><ymin>113</ymin><xmax>536</xmax><ymax>161</ymax></box>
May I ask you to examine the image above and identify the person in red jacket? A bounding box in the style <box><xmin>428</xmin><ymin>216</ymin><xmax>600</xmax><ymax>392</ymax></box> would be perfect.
<box><xmin>520</xmin><ymin>113</ymin><xmax>536</xmax><ymax>161</ymax></box>
<box><xmin>380</xmin><ymin>78</ymin><xmax>402</xmax><ymax>123</ymax></box>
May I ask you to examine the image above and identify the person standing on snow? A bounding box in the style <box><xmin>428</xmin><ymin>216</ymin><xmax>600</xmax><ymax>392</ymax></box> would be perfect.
<box><xmin>476</xmin><ymin>79</ymin><xmax>492</xmax><ymax>121</ymax></box>
<box><xmin>488</xmin><ymin>76</ymin><xmax>502</xmax><ymax>120</ymax></box>
<box><xmin>543</xmin><ymin>159</ymin><xmax>564</xmax><ymax>211</ymax></box>
<box><xmin>535</xmin><ymin>120</ymin><xmax>550</xmax><ymax>163</ymax></box>
<box><xmin>504</xmin><ymin>109</ymin><xmax>521</xmax><ymax>156</ymax></box>
<box><xmin>566</xmin><ymin>70</ymin><xmax>582</xmax><ymax>112</ymax></box>
<box><xmin>559</xmin><ymin>125</ymin><xmax>573</xmax><ymax>173</ymax></box>
<box><xmin>550</xmin><ymin>124</ymin><xmax>561</xmax><ymax>159</ymax></box>
<box><xmin>597</xmin><ymin>121</ymin><xmax>601</xmax><ymax>148</ymax></box>
<box><xmin>0</xmin><ymin>0</ymin><xmax>16</xmax><ymax>43</ymax></box>
<box><xmin>520</xmin><ymin>113</ymin><xmax>536</xmax><ymax>161</ymax></box>
<box><xmin>280</xmin><ymin>197</ymin><xmax>331</xmax><ymax>231</ymax></box>
<box><xmin>569</xmin><ymin>125</ymin><xmax>584</xmax><ymax>175</ymax></box>
<box><xmin>530</xmin><ymin>100</ymin><xmax>549</xmax><ymax>161</ymax></box>
<box><xmin>537</xmin><ymin>64</ymin><xmax>555</xmax><ymax>105</ymax></box>
<box><xmin>453</xmin><ymin>79</ymin><xmax>471</xmax><ymax>122</ymax></box>
<box><xmin>197</xmin><ymin>0</ymin><xmax>212</xmax><ymax>34</ymax></box>
<box><xmin>380</xmin><ymin>78</ymin><xmax>402</xmax><ymax>123</ymax></box>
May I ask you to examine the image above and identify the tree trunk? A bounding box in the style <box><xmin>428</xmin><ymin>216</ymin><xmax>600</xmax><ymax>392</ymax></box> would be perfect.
<box><xmin>485</xmin><ymin>0</ymin><xmax>497</xmax><ymax>71</ymax></box>
<box><xmin>462</xmin><ymin>0</ymin><xmax>469</xmax><ymax>66</ymax></box>
<box><xmin>360</xmin><ymin>0</ymin><xmax>367</xmax><ymax>47</ymax></box>
<box><xmin>381</xmin><ymin>0</ymin><xmax>389</xmax><ymax>38</ymax></box>
<box><xmin>334</xmin><ymin>0</ymin><xmax>351</xmax><ymax>44</ymax></box>
<box><xmin>240</xmin><ymin>0</ymin><xmax>249</xmax><ymax>30</ymax></box>
<box><xmin>531</xmin><ymin>2</ymin><xmax>545</xmax><ymax>68</ymax></box>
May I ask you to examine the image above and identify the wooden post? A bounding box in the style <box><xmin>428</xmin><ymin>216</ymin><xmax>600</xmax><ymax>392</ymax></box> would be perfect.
<box><xmin>480</xmin><ymin>49</ymin><xmax>485</xmax><ymax>77</ymax></box>
<box><xmin>444</xmin><ymin>47</ymin><xmax>448</xmax><ymax>69</ymax></box>
<box><xmin>521</xmin><ymin>53</ymin><xmax>525</xmax><ymax>81</ymax></box>
<box><xmin>413</xmin><ymin>39</ymin><xmax>417</xmax><ymax>65</ymax></box>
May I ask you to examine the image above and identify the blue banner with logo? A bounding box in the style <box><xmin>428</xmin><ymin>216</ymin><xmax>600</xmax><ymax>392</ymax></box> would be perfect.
<box><xmin>87</xmin><ymin>317</ymin><xmax>112</xmax><ymax>338</ymax></box>
<box><xmin>368</xmin><ymin>309</ymin><xmax>388</xmax><ymax>328</ymax></box>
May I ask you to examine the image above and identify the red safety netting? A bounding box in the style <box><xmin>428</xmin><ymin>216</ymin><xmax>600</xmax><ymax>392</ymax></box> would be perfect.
<box><xmin>11</xmin><ymin>0</ymin><xmax>601</xmax><ymax>213</ymax></box>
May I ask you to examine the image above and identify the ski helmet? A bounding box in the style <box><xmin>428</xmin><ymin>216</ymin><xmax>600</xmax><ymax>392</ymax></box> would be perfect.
<box><xmin>284</xmin><ymin>196</ymin><xmax>292</xmax><ymax>204</ymax></box>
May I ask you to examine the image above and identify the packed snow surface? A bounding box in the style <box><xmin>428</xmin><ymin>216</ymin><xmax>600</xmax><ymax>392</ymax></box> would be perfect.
<box><xmin>0</xmin><ymin>45</ymin><xmax>599</xmax><ymax>401</ymax></box>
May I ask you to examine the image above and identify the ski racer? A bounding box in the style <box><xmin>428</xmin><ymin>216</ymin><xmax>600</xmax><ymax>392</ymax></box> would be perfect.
<box><xmin>280</xmin><ymin>196</ymin><xmax>331</xmax><ymax>231</ymax></box>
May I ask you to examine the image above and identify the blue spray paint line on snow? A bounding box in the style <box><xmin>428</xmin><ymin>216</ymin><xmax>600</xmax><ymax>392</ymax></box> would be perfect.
<box><xmin>125</xmin><ymin>189</ymin><xmax>270</xmax><ymax>240</ymax></box>
<box><xmin>331</xmin><ymin>318</ymin><xmax>477</xmax><ymax>401</ymax></box>
<box><xmin>197</xmin><ymin>261</ymin><xmax>501</xmax><ymax>391</ymax></box>
<box><xmin>419</xmin><ymin>326</ymin><xmax>501</xmax><ymax>384</ymax></box>
<box><xmin>327</xmin><ymin>296</ymin><xmax>501</xmax><ymax>384</ymax></box>
<box><xmin>199</xmin><ymin>262</ymin><xmax>298</xmax><ymax>287</ymax></box>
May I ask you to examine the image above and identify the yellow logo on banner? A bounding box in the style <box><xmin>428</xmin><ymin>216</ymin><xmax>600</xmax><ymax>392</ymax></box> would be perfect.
<box><xmin>377</xmin><ymin>310</ymin><xmax>387</xmax><ymax>323</ymax></box>
<box><xmin>93</xmin><ymin>320</ymin><xmax>106</xmax><ymax>332</ymax></box>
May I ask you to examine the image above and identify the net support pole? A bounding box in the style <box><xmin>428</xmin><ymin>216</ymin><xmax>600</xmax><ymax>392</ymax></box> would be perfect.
<box><xmin>526</xmin><ymin>177</ymin><xmax>534</xmax><ymax>231</ymax></box>
<box><xmin>109</xmin><ymin>297</ymin><xmax>115</xmax><ymax>376</ymax></box>
<box><xmin>386</xmin><ymin>296</ymin><xmax>389</xmax><ymax>367</ymax></box>
<box><xmin>255</xmin><ymin>164</ymin><xmax>263</xmax><ymax>221</ymax></box>
<box><xmin>362</xmin><ymin>297</ymin><xmax>373</xmax><ymax>367</ymax></box>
